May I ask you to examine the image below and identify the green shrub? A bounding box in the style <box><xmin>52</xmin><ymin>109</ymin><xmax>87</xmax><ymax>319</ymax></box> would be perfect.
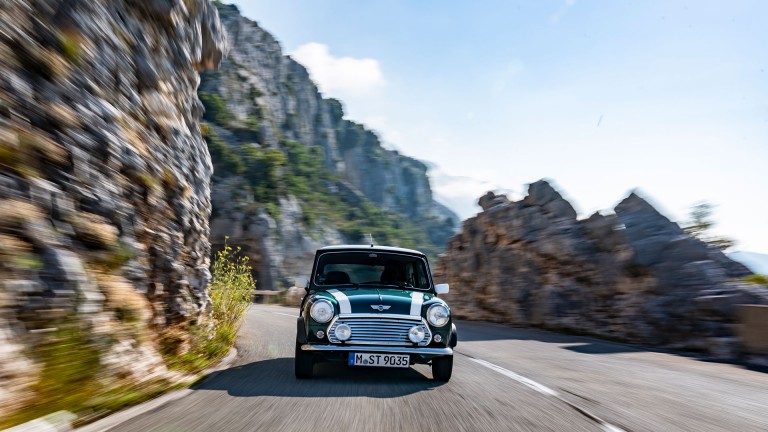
<box><xmin>201</xmin><ymin>123</ymin><xmax>244</xmax><ymax>176</ymax></box>
<box><xmin>199</xmin><ymin>92</ymin><xmax>233</xmax><ymax>126</ymax></box>
<box><xmin>234</xmin><ymin>117</ymin><xmax>260</xmax><ymax>142</ymax></box>
<box><xmin>326</xmin><ymin>98</ymin><xmax>344</xmax><ymax>123</ymax></box>
<box><xmin>742</xmin><ymin>274</ymin><xmax>768</xmax><ymax>285</ymax></box>
<box><xmin>165</xmin><ymin>241</ymin><xmax>253</xmax><ymax>373</ymax></box>
<box><xmin>209</xmin><ymin>242</ymin><xmax>254</xmax><ymax>330</ymax></box>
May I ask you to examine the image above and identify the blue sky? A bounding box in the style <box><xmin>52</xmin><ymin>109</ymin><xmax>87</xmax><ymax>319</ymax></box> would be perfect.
<box><xmin>232</xmin><ymin>0</ymin><xmax>767</xmax><ymax>253</ymax></box>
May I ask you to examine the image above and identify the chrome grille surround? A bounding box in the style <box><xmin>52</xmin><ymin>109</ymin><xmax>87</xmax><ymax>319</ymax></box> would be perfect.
<box><xmin>326</xmin><ymin>314</ymin><xmax>433</xmax><ymax>346</ymax></box>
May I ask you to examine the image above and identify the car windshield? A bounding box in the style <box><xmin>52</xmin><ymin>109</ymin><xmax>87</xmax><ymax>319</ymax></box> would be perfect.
<box><xmin>314</xmin><ymin>251</ymin><xmax>431</xmax><ymax>290</ymax></box>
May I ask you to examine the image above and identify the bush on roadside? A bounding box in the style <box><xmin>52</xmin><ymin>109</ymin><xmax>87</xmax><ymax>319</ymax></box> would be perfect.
<box><xmin>209</xmin><ymin>242</ymin><xmax>254</xmax><ymax>331</ymax></box>
<box><xmin>164</xmin><ymin>241</ymin><xmax>254</xmax><ymax>373</ymax></box>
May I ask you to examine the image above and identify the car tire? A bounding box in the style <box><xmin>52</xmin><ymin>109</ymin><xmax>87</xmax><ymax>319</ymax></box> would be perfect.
<box><xmin>294</xmin><ymin>342</ymin><xmax>314</xmax><ymax>379</ymax></box>
<box><xmin>432</xmin><ymin>355</ymin><xmax>453</xmax><ymax>382</ymax></box>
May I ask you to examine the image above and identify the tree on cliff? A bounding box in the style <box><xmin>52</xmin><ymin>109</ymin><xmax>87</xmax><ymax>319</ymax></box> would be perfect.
<box><xmin>683</xmin><ymin>202</ymin><xmax>735</xmax><ymax>250</ymax></box>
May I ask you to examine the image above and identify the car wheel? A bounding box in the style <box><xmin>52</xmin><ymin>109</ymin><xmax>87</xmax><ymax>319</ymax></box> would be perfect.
<box><xmin>432</xmin><ymin>355</ymin><xmax>453</xmax><ymax>382</ymax></box>
<box><xmin>294</xmin><ymin>342</ymin><xmax>314</xmax><ymax>379</ymax></box>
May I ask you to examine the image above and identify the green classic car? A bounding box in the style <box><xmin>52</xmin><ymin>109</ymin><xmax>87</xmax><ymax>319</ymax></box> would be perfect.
<box><xmin>295</xmin><ymin>245</ymin><xmax>457</xmax><ymax>381</ymax></box>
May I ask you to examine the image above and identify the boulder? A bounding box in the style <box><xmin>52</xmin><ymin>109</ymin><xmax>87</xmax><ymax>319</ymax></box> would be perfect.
<box><xmin>284</xmin><ymin>286</ymin><xmax>304</xmax><ymax>307</ymax></box>
<box><xmin>523</xmin><ymin>180</ymin><xmax>577</xmax><ymax>220</ymax></box>
<box><xmin>478</xmin><ymin>191</ymin><xmax>510</xmax><ymax>211</ymax></box>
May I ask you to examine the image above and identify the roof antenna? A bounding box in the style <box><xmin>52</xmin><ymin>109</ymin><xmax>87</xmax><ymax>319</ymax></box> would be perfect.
<box><xmin>368</xmin><ymin>233</ymin><xmax>375</xmax><ymax>247</ymax></box>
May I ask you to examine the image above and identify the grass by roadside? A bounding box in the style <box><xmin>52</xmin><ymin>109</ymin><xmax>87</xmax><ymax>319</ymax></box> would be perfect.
<box><xmin>1</xmin><ymin>242</ymin><xmax>253</xmax><ymax>430</ymax></box>
<box><xmin>0</xmin><ymin>321</ymin><xmax>188</xmax><ymax>430</ymax></box>
<box><xmin>162</xmin><ymin>242</ymin><xmax>253</xmax><ymax>373</ymax></box>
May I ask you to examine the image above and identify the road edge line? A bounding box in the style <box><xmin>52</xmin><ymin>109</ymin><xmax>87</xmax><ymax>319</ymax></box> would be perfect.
<box><xmin>460</xmin><ymin>352</ymin><xmax>627</xmax><ymax>432</ymax></box>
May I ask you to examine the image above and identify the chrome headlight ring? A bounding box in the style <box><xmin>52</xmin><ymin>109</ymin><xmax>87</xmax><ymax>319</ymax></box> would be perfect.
<box><xmin>408</xmin><ymin>325</ymin><xmax>427</xmax><ymax>343</ymax></box>
<box><xmin>334</xmin><ymin>323</ymin><xmax>352</xmax><ymax>341</ymax></box>
<box><xmin>310</xmin><ymin>298</ymin><xmax>335</xmax><ymax>323</ymax></box>
<box><xmin>427</xmin><ymin>304</ymin><xmax>450</xmax><ymax>327</ymax></box>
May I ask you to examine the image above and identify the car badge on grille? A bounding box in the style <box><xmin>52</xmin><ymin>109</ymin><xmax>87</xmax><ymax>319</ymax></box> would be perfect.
<box><xmin>370</xmin><ymin>304</ymin><xmax>391</xmax><ymax>311</ymax></box>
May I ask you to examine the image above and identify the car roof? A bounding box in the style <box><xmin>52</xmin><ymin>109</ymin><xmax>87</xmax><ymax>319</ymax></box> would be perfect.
<box><xmin>317</xmin><ymin>245</ymin><xmax>426</xmax><ymax>256</ymax></box>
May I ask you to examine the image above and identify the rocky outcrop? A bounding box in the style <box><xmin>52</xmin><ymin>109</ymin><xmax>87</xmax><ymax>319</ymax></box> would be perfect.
<box><xmin>436</xmin><ymin>180</ymin><xmax>766</xmax><ymax>359</ymax></box>
<box><xmin>209</xmin><ymin>177</ymin><xmax>345</xmax><ymax>290</ymax></box>
<box><xmin>201</xmin><ymin>3</ymin><xmax>458</xmax><ymax>289</ymax></box>
<box><xmin>0</xmin><ymin>0</ymin><xmax>225</xmax><ymax>422</ymax></box>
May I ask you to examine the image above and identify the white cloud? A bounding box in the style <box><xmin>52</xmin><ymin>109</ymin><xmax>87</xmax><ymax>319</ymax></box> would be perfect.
<box><xmin>429</xmin><ymin>168</ymin><xmax>521</xmax><ymax>220</ymax></box>
<box><xmin>290</xmin><ymin>42</ymin><xmax>385</xmax><ymax>97</ymax></box>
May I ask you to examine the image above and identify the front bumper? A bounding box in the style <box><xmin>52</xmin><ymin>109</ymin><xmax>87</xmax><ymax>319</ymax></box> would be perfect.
<box><xmin>301</xmin><ymin>344</ymin><xmax>453</xmax><ymax>355</ymax></box>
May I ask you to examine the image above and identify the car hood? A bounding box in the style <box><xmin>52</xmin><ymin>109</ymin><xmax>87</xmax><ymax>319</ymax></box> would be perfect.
<box><xmin>323</xmin><ymin>287</ymin><xmax>435</xmax><ymax>316</ymax></box>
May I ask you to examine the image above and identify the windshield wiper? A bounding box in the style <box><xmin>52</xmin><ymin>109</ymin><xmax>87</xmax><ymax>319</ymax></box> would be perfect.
<box><xmin>323</xmin><ymin>283</ymin><xmax>359</xmax><ymax>288</ymax></box>
<box><xmin>374</xmin><ymin>282</ymin><xmax>418</xmax><ymax>289</ymax></box>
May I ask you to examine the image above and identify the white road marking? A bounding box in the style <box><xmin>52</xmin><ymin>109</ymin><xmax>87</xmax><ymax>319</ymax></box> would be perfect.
<box><xmin>468</xmin><ymin>357</ymin><xmax>558</xmax><ymax>396</ymax></box>
<box><xmin>465</xmin><ymin>355</ymin><xmax>627</xmax><ymax>432</ymax></box>
<box><xmin>273</xmin><ymin>312</ymin><xmax>296</xmax><ymax>317</ymax></box>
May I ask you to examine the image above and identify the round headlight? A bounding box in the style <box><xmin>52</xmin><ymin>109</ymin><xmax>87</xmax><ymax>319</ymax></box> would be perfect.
<box><xmin>334</xmin><ymin>323</ymin><xmax>352</xmax><ymax>341</ymax></box>
<box><xmin>427</xmin><ymin>304</ymin><xmax>450</xmax><ymax>327</ymax></box>
<box><xmin>310</xmin><ymin>299</ymin><xmax>334</xmax><ymax>323</ymax></box>
<box><xmin>408</xmin><ymin>325</ymin><xmax>426</xmax><ymax>343</ymax></box>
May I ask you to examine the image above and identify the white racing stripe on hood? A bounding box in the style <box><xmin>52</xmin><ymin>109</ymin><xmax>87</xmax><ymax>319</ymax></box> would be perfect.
<box><xmin>410</xmin><ymin>292</ymin><xmax>424</xmax><ymax>316</ymax></box>
<box><xmin>327</xmin><ymin>289</ymin><xmax>351</xmax><ymax>314</ymax></box>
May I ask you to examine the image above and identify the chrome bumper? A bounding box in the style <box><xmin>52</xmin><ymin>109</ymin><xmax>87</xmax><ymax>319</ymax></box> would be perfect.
<box><xmin>301</xmin><ymin>344</ymin><xmax>453</xmax><ymax>355</ymax></box>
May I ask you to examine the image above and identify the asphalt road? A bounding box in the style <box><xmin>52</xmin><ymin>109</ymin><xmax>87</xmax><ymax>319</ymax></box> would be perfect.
<box><xmin>105</xmin><ymin>305</ymin><xmax>768</xmax><ymax>432</ymax></box>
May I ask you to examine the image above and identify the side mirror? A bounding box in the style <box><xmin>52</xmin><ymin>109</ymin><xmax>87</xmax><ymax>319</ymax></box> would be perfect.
<box><xmin>435</xmin><ymin>283</ymin><xmax>449</xmax><ymax>295</ymax></box>
<box><xmin>304</xmin><ymin>280</ymin><xmax>310</xmax><ymax>293</ymax></box>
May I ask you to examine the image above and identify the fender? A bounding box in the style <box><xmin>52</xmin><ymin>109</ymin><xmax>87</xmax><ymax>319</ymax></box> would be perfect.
<box><xmin>449</xmin><ymin>323</ymin><xmax>458</xmax><ymax>347</ymax></box>
<box><xmin>296</xmin><ymin>317</ymin><xmax>307</xmax><ymax>344</ymax></box>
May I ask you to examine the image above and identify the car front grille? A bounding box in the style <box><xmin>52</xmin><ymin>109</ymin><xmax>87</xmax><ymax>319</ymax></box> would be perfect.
<box><xmin>327</xmin><ymin>316</ymin><xmax>432</xmax><ymax>346</ymax></box>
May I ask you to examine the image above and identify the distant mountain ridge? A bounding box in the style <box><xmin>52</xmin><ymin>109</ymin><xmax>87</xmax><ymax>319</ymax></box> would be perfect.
<box><xmin>729</xmin><ymin>251</ymin><xmax>768</xmax><ymax>275</ymax></box>
<box><xmin>201</xmin><ymin>3</ymin><xmax>458</xmax><ymax>289</ymax></box>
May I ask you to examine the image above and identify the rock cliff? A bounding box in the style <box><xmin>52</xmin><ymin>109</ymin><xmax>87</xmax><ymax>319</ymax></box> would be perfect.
<box><xmin>0</xmin><ymin>0</ymin><xmax>225</xmax><ymax>422</ymax></box>
<box><xmin>436</xmin><ymin>180</ymin><xmax>766</xmax><ymax>359</ymax></box>
<box><xmin>200</xmin><ymin>3</ymin><xmax>457</xmax><ymax>289</ymax></box>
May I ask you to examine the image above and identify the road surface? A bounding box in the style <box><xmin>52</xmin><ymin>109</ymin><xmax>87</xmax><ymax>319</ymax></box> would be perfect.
<box><xmin>105</xmin><ymin>304</ymin><xmax>768</xmax><ymax>432</ymax></box>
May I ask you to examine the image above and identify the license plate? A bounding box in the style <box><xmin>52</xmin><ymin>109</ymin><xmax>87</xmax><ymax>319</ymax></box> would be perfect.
<box><xmin>348</xmin><ymin>353</ymin><xmax>410</xmax><ymax>368</ymax></box>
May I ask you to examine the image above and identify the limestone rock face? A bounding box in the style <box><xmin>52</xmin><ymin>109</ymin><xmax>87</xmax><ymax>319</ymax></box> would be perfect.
<box><xmin>209</xmin><ymin>176</ymin><xmax>345</xmax><ymax>290</ymax></box>
<box><xmin>0</xmin><ymin>0</ymin><xmax>225</xmax><ymax>419</ymax></box>
<box><xmin>201</xmin><ymin>4</ymin><xmax>458</xmax><ymax>289</ymax></box>
<box><xmin>523</xmin><ymin>180</ymin><xmax>577</xmax><ymax>221</ymax></box>
<box><xmin>436</xmin><ymin>180</ymin><xmax>762</xmax><ymax>358</ymax></box>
